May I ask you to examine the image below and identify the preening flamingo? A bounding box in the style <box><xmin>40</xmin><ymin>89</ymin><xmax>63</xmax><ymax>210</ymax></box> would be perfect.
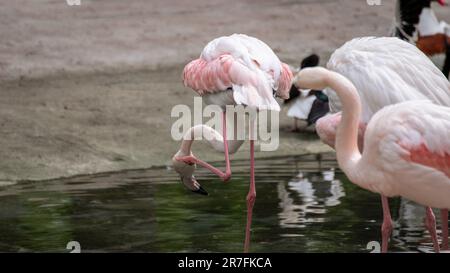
<box><xmin>392</xmin><ymin>0</ymin><xmax>450</xmax><ymax>78</ymax></box>
<box><xmin>172</xmin><ymin>34</ymin><xmax>292</xmax><ymax>252</ymax></box>
<box><xmin>293</xmin><ymin>66</ymin><xmax>450</xmax><ymax>252</ymax></box>
<box><xmin>316</xmin><ymin>37</ymin><xmax>450</xmax><ymax>252</ymax></box>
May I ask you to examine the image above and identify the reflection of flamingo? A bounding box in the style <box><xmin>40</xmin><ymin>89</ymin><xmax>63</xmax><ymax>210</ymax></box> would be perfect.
<box><xmin>316</xmin><ymin>37</ymin><xmax>450</xmax><ymax>252</ymax></box>
<box><xmin>294</xmin><ymin>67</ymin><xmax>450</xmax><ymax>253</ymax></box>
<box><xmin>396</xmin><ymin>199</ymin><xmax>446</xmax><ymax>251</ymax></box>
<box><xmin>171</xmin><ymin>34</ymin><xmax>292</xmax><ymax>252</ymax></box>
<box><xmin>277</xmin><ymin>169</ymin><xmax>345</xmax><ymax>229</ymax></box>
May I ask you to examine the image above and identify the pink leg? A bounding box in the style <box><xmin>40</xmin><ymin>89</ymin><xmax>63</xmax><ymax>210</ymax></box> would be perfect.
<box><xmin>380</xmin><ymin>195</ymin><xmax>393</xmax><ymax>253</ymax></box>
<box><xmin>244</xmin><ymin>139</ymin><xmax>256</xmax><ymax>253</ymax></box>
<box><xmin>425</xmin><ymin>207</ymin><xmax>440</xmax><ymax>253</ymax></box>
<box><xmin>176</xmin><ymin>111</ymin><xmax>231</xmax><ymax>182</ymax></box>
<box><xmin>441</xmin><ymin>209</ymin><xmax>448</xmax><ymax>250</ymax></box>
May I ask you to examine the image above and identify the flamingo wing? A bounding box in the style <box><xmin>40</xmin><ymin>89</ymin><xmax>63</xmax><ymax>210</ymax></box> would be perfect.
<box><xmin>359</xmin><ymin>101</ymin><xmax>450</xmax><ymax>207</ymax></box>
<box><xmin>364</xmin><ymin>101</ymin><xmax>450</xmax><ymax>179</ymax></box>
<box><xmin>326</xmin><ymin>37</ymin><xmax>450</xmax><ymax>123</ymax></box>
<box><xmin>183</xmin><ymin>34</ymin><xmax>292</xmax><ymax>111</ymax></box>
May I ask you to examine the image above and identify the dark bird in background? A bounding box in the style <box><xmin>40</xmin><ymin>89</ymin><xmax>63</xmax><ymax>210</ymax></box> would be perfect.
<box><xmin>393</xmin><ymin>0</ymin><xmax>449</xmax><ymax>79</ymax></box>
<box><xmin>285</xmin><ymin>54</ymin><xmax>329</xmax><ymax>132</ymax></box>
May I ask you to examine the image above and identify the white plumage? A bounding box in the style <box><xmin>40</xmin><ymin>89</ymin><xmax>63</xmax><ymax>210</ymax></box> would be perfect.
<box><xmin>184</xmin><ymin>34</ymin><xmax>292</xmax><ymax>111</ymax></box>
<box><xmin>325</xmin><ymin>37</ymin><xmax>450</xmax><ymax>122</ymax></box>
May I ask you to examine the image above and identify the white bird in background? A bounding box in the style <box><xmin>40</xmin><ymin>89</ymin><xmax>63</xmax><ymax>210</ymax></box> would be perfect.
<box><xmin>294</xmin><ymin>67</ymin><xmax>450</xmax><ymax>253</ymax></box>
<box><xmin>315</xmin><ymin>37</ymin><xmax>450</xmax><ymax>252</ymax></box>
<box><xmin>392</xmin><ymin>0</ymin><xmax>450</xmax><ymax>78</ymax></box>
<box><xmin>172</xmin><ymin>34</ymin><xmax>292</xmax><ymax>252</ymax></box>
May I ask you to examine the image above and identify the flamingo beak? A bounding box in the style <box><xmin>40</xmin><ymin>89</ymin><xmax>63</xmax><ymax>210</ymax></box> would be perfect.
<box><xmin>180</xmin><ymin>176</ymin><xmax>209</xmax><ymax>196</ymax></box>
<box><xmin>192</xmin><ymin>186</ymin><xmax>209</xmax><ymax>196</ymax></box>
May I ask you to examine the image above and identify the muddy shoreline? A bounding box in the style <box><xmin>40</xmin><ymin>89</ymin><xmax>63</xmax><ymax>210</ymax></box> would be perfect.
<box><xmin>1</xmin><ymin>0</ymin><xmax>449</xmax><ymax>182</ymax></box>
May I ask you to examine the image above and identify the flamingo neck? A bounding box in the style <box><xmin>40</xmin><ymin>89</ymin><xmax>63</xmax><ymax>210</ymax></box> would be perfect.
<box><xmin>326</xmin><ymin>72</ymin><xmax>362</xmax><ymax>180</ymax></box>
<box><xmin>179</xmin><ymin>125</ymin><xmax>223</xmax><ymax>156</ymax></box>
<box><xmin>178</xmin><ymin>113</ymin><xmax>243</xmax><ymax>156</ymax></box>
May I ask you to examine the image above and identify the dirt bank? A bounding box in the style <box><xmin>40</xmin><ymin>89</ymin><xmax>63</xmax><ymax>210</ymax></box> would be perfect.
<box><xmin>1</xmin><ymin>0</ymin><xmax>449</xmax><ymax>182</ymax></box>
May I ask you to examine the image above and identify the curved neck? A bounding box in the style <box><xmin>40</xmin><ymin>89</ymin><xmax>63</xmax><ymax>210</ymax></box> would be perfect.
<box><xmin>325</xmin><ymin>71</ymin><xmax>362</xmax><ymax>178</ymax></box>
<box><xmin>179</xmin><ymin>118</ymin><xmax>244</xmax><ymax>156</ymax></box>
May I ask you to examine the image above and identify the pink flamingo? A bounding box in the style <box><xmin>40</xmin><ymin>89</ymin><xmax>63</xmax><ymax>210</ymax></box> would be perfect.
<box><xmin>315</xmin><ymin>37</ymin><xmax>450</xmax><ymax>252</ymax></box>
<box><xmin>171</xmin><ymin>34</ymin><xmax>292</xmax><ymax>252</ymax></box>
<box><xmin>293</xmin><ymin>66</ymin><xmax>450</xmax><ymax>252</ymax></box>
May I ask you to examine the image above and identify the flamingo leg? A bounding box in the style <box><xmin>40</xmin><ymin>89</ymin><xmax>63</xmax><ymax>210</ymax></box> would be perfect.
<box><xmin>441</xmin><ymin>209</ymin><xmax>449</xmax><ymax>250</ymax></box>
<box><xmin>425</xmin><ymin>207</ymin><xmax>440</xmax><ymax>253</ymax></box>
<box><xmin>244</xmin><ymin>139</ymin><xmax>256</xmax><ymax>253</ymax></box>
<box><xmin>380</xmin><ymin>195</ymin><xmax>393</xmax><ymax>253</ymax></box>
<box><xmin>176</xmin><ymin>111</ymin><xmax>231</xmax><ymax>182</ymax></box>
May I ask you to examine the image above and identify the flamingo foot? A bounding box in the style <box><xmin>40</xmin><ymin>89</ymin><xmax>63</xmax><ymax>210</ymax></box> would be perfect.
<box><xmin>425</xmin><ymin>207</ymin><xmax>440</xmax><ymax>253</ymax></box>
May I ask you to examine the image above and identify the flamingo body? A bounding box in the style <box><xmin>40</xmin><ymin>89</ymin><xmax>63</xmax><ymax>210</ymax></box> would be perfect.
<box><xmin>174</xmin><ymin>34</ymin><xmax>291</xmax><ymax>251</ymax></box>
<box><xmin>318</xmin><ymin>37</ymin><xmax>450</xmax><ymax>148</ymax></box>
<box><xmin>357</xmin><ymin>101</ymin><xmax>450</xmax><ymax>209</ymax></box>
<box><xmin>312</xmin><ymin>37</ymin><xmax>450</xmax><ymax>252</ymax></box>
<box><xmin>324</xmin><ymin>37</ymin><xmax>450</xmax><ymax>123</ymax></box>
<box><xmin>294</xmin><ymin>67</ymin><xmax>450</xmax><ymax>252</ymax></box>
<box><xmin>182</xmin><ymin>34</ymin><xmax>292</xmax><ymax>111</ymax></box>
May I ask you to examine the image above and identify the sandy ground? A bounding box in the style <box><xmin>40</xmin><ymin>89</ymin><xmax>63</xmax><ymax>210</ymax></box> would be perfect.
<box><xmin>1</xmin><ymin>0</ymin><xmax>449</xmax><ymax>182</ymax></box>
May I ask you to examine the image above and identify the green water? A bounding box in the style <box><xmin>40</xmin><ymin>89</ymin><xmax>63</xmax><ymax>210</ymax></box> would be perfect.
<box><xmin>0</xmin><ymin>153</ymin><xmax>443</xmax><ymax>252</ymax></box>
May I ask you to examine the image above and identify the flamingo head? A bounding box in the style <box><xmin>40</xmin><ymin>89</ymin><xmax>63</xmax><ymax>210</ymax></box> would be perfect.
<box><xmin>276</xmin><ymin>63</ymin><xmax>294</xmax><ymax>99</ymax></box>
<box><xmin>316</xmin><ymin>112</ymin><xmax>366</xmax><ymax>152</ymax></box>
<box><xmin>316</xmin><ymin>113</ymin><xmax>340</xmax><ymax>149</ymax></box>
<box><xmin>172</xmin><ymin>152</ymin><xmax>209</xmax><ymax>196</ymax></box>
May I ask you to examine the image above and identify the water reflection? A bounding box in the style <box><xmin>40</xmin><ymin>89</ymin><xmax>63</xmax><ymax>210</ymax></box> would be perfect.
<box><xmin>278</xmin><ymin>168</ymin><xmax>345</xmax><ymax>229</ymax></box>
<box><xmin>0</xmin><ymin>153</ymin><xmax>445</xmax><ymax>252</ymax></box>
<box><xmin>394</xmin><ymin>198</ymin><xmax>447</xmax><ymax>252</ymax></box>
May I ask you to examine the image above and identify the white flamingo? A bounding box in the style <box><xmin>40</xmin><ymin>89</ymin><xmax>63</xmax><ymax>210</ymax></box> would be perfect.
<box><xmin>293</xmin><ymin>66</ymin><xmax>450</xmax><ymax>252</ymax></box>
<box><xmin>315</xmin><ymin>37</ymin><xmax>450</xmax><ymax>252</ymax></box>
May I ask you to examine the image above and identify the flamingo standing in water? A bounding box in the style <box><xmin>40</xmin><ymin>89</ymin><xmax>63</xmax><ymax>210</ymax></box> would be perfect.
<box><xmin>293</xmin><ymin>66</ymin><xmax>450</xmax><ymax>252</ymax></box>
<box><xmin>172</xmin><ymin>34</ymin><xmax>292</xmax><ymax>252</ymax></box>
<box><xmin>315</xmin><ymin>37</ymin><xmax>450</xmax><ymax>252</ymax></box>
